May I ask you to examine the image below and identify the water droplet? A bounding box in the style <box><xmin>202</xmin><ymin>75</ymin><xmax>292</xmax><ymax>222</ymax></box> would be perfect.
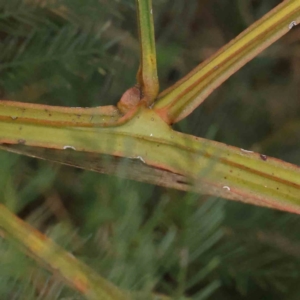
<box><xmin>18</xmin><ymin>139</ymin><xmax>26</xmax><ymax>144</ymax></box>
<box><xmin>289</xmin><ymin>21</ymin><xmax>297</xmax><ymax>30</ymax></box>
<box><xmin>223</xmin><ymin>186</ymin><xmax>230</xmax><ymax>191</ymax></box>
<box><xmin>10</xmin><ymin>116</ymin><xmax>18</xmax><ymax>120</ymax></box>
<box><xmin>240</xmin><ymin>148</ymin><xmax>253</xmax><ymax>154</ymax></box>
<box><xmin>136</xmin><ymin>156</ymin><xmax>145</xmax><ymax>163</ymax></box>
<box><xmin>63</xmin><ymin>146</ymin><xmax>76</xmax><ymax>150</ymax></box>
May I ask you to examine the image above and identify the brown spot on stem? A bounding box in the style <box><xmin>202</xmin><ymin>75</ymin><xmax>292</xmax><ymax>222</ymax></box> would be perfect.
<box><xmin>260</xmin><ymin>154</ymin><xmax>267</xmax><ymax>161</ymax></box>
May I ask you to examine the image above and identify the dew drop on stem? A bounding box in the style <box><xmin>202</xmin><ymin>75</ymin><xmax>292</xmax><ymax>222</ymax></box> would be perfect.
<box><xmin>136</xmin><ymin>156</ymin><xmax>145</xmax><ymax>163</ymax></box>
<box><xmin>63</xmin><ymin>146</ymin><xmax>76</xmax><ymax>150</ymax></box>
<box><xmin>289</xmin><ymin>21</ymin><xmax>297</xmax><ymax>30</ymax></box>
<box><xmin>240</xmin><ymin>148</ymin><xmax>253</xmax><ymax>154</ymax></box>
<box><xmin>223</xmin><ymin>186</ymin><xmax>230</xmax><ymax>191</ymax></box>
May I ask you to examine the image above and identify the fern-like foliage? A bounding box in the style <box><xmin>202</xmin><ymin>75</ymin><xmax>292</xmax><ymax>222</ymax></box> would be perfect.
<box><xmin>1</xmin><ymin>0</ymin><xmax>300</xmax><ymax>300</ymax></box>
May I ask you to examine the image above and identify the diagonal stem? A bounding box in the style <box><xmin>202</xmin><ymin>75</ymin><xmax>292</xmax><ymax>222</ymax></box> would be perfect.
<box><xmin>0</xmin><ymin>203</ymin><xmax>130</xmax><ymax>300</ymax></box>
<box><xmin>136</xmin><ymin>0</ymin><xmax>159</xmax><ymax>105</ymax></box>
<box><xmin>153</xmin><ymin>0</ymin><xmax>300</xmax><ymax>124</ymax></box>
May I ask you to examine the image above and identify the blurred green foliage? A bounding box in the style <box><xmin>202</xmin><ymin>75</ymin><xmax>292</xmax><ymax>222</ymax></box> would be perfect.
<box><xmin>1</xmin><ymin>0</ymin><xmax>300</xmax><ymax>299</ymax></box>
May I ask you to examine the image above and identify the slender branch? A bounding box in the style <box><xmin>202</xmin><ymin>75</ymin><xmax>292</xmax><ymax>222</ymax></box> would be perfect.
<box><xmin>0</xmin><ymin>100</ymin><xmax>121</xmax><ymax>126</ymax></box>
<box><xmin>0</xmin><ymin>203</ymin><xmax>130</xmax><ymax>300</ymax></box>
<box><xmin>136</xmin><ymin>0</ymin><xmax>159</xmax><ymax>105</ymax></box>
<box><xmin>153</xmin><ymin>0</ymin><xmax>300</xmax><ymax>124</ymax></box>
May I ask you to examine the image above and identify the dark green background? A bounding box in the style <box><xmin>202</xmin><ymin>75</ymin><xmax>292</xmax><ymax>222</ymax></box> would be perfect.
<box><xmin>1</xmin><ymin>0</ymin><xmax>300</xmax><ymax>299</ymax></box>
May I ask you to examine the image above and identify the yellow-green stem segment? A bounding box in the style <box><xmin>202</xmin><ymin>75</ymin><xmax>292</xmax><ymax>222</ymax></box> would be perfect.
<box><xmin>0</xmin><ymin>203</ymin><xmax>130</xmax><ymax>300</ymax></box>
<box><xmin>153</xmin><ymin>0</ymin><xmax>300</xmax><ymax>123</ymax></box>
<box><xmin>1</xmin><ymin>103</ymin><xmax>300</xmax><ymax>214</ymax></box>
<box><xmin>136</xmin><ymin>0</ymin><xmax>159</xmax><ymax>105</ymax></box>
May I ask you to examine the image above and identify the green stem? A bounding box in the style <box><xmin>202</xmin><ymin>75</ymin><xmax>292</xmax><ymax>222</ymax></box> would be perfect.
<box><xmin>0</xmin><ymin>203</ymin><xmax>130</xmax><ymax>300</ymax></box>
<box><xmin>153</xmin><ymin>0</ymin><xmax>300</xmax><ymax>124</ymax></box>
<box><xmin>1</xmin><ymin>104</ymin><xmax>300</xmax><ymax>214</ymax></box>
<box><xmin>136</xmin><ymin>0</ymin><xmax>159</xmax><ymax>105</ymax></box>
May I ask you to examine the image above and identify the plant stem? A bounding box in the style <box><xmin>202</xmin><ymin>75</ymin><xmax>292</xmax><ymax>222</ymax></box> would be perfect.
<box><xmin>153</xmin><ymin>0</ymin><xmax>300</xmax><ymax>124</ymax></box>
<box><xmin>136</xmin><ymin>0</ymin><xmax>159</xmax><ymax>105</ymax></box>
<box><xmin>0</xmin><ymin>203</ymin><xmax>130</xmax><ymax>300</ymax></box>
<box><xmin>1</xmin><ymin>106</ymin><xmax>300</xmax><ymax>214</ymax></box>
